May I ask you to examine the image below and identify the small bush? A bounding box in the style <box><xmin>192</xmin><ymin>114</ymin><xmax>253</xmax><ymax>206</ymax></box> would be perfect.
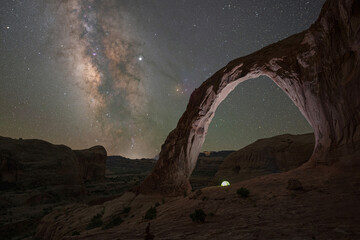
<box><xmin>208</xmin><ymin>212</ymin><xmax>215</xmax><ymax>216</ymax></box>
<box><xmin>71</xmin><ymin>231</ymin><xmax>80</xmax><ymax>236</ymax></box>
<box><xmin>155</xmin><ymin>202</ymin><xmax>160</xmax><ymax>207</ymax></box>
<box><xmin>122</xmin><ymin>206</ymin><xmax>131</xmax><ymax>214</ymax></box>
<box><xmin>236</xmin><ymin>187</ymin><xmax>250</xmax><ymax>198</ymax></box>
<box><xmin>103</xmin><ymin>216</ymin><xmax>123</xmax><ymax>229</ymax></box>
<box><xmin>190</xmin><ymin>209</ymin><xmax>206</xmax><ymax>223</ymax></box>
<box><xmin>87</xmin><ymin>213</ymin><xmax>103</xmax><ymax>229</ymax></box>
<box><xmin>144</xmin><ymin>206</ymin><xmax>157</xmax><ymax>220</ymax></box>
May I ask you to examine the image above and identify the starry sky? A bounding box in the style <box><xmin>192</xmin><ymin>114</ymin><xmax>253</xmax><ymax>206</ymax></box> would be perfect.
<box><xmin>0</xmin><ymin>0</ymin><xmax>325</xmax><ymax>159</ymax></box>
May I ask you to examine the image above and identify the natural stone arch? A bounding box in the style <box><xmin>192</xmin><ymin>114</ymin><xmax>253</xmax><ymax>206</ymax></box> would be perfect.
<box><xmin>138</xmin><ymin>0</ymin><xmax>360</xmax><ymax>195</ymax></box>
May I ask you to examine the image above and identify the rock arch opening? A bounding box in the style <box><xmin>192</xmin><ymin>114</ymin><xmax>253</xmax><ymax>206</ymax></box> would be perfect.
<box><xmin>138</xmin><ymin>0</ymin><xmax>360</xmax><ymax>195</ymax></box>
<box><xmin>200</xmin><ymin>76</ymin><xmax>313</xmax><ymax>154</ymax></box>
<box><xmin>189</xmin><ymin>76</ymin><xmax>314</xmax><ymax>190</ymax></box>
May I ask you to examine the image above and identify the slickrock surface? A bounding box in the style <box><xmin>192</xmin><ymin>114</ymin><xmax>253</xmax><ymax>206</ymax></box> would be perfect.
<box><xmin>35</xmin><ymin>165</ymin><xmax>360</xmax><ymax>240</ymax></box>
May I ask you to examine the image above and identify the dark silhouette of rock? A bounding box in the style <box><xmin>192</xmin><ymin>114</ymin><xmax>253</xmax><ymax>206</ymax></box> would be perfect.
<box><xmin>0</xmin><ymin>136</ymin><xmax>83</xmax><ymax>193</ymax></box>
<box><xmin>74</xmin><ymin>146</ymin><xmax>107</xmax><ymax>182</ymax></box>
<box><xmin>139</xmin><ymin>0</ymin><xmax>360</xmax><ymax>195</ymax></box>
<box><xmin>212</xmin><ymin>133</ymin><xmax>314</xmax><ymax>185</ymax></box>
<box><xmin>0</xmin><ymin>136</ymin><xmax>107</xmax><ymax>194</ymax></box>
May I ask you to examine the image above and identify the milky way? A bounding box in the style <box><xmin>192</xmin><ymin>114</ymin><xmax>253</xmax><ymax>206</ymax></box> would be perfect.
<box><xmin>52</xmin><ymin>0</ymin><xmax>151</xmax><ymax>157</ymax></box>
<box><xmin>0</xmin><ymin>0</ymin><xmax>325</xmax><ymax>158</ymax></box>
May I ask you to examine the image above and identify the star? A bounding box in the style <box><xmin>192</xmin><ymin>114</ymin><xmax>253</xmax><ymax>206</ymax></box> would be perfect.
<box><xmin>138</xmin><ymin>56</ymin><xmax>143</xmax><ymax>61</ymax></box>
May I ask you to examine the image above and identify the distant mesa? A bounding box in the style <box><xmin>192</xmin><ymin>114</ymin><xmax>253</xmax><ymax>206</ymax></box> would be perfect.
<box><xmin>139</xmin><ymin>0</ymin><xmax>360</xmax><ymax>196</ymax></box>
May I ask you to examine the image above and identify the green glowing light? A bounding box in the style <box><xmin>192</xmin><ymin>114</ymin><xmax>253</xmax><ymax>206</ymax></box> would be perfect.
<box><xmin>221</xmin><ymin>181</ymin><xmax>230</xmax><ymax>186</ymax></box>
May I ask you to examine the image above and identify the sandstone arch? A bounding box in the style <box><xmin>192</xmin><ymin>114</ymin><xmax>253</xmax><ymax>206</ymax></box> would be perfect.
<box><xmin>139</xmin><ymin>0</ymin><xmax>360</xmax><ymax>195</ymax></box>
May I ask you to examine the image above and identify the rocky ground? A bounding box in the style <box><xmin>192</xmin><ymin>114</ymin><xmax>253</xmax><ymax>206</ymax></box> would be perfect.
<box><xmin>32</xmin><ymin>134</ymin><xmax>360</xmax><ymax>240</ymax></box>
<box><xmin>0</xmin><ymin>136</ymin><xmax>230</xmax><ymax>240</ymax></box>
<box><xmin>2</xmin><ymin>133</ymin><xmax>359</xmax><ymax>240</ymax></box>
<box><xmin>35</xmin><ymin>163</ymin><xmax>360</xmax><ymax>240</ymax></box>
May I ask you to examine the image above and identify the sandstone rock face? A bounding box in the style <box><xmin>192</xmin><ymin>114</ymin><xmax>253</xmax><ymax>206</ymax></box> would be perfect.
<box><xmin>74</xmin><ymin>146</ymin><xmax>107</xmax><ymax>182</ymax></box>
<box><xmin>0</xmin><ymin>136</ymin><xmax>107</xmax><ymax>193</ymax></box>
<box><xmin>139</xmin><ymin>0</ymin><xmax>360</xmax><ymax>195</ymax></box>
<box><xmin>212</xmin><ymin>133</ymin><xmax>314</xmax><ymax>185</ymax></box>
<box><xmin>0</xmin><ymin>136</ymin><xmax>82</xmax><ymax>191</ymax></box>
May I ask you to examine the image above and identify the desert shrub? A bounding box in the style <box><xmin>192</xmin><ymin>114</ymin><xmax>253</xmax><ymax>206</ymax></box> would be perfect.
<box><xmin>87</xmin><ymin>213</ymin><xmax>103</xmax><ymax>229</ymax></box>
<box><xmin>190</xmin><ymin>209</ymin><xmax>206</xmax><ymax>223</ymax></box>
<box><xmin>122</xmin><ymin>206</ymin><xmax>131</xmax><ymax>214</ymax></box>
<box><xmin>236</xmin><ymin>187</ymin><xmax>250</xmax><ymax>198</ymax></box>
<box><xmin>208</xmin><ymin>212</ymin><xmax>215</xmax><ymax>216</ymax></box>
<box><xmin>71</xmin><ymin>231</ymin><xmax>80</xmax><ymax>236</ymax></box>
<box><xmin>103</xmin><ymin>216</ymin><xmax>123</xmax><ymax>229</ymax></box>
<box><xmin>144</xmin><ymin>206</ymin><xmax>157</xmax><ymax>220</ymax></box>
<box><xmin>155</xmin><ymin>202</ymin><xmax>160</xmax><ymax>207</ymax></box>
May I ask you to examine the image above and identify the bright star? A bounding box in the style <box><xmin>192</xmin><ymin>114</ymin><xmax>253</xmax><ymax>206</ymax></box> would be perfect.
<box><xmin>138</xmin><ymin>56</ymin><xmax>143</xmax><ymax>61</ymax></box>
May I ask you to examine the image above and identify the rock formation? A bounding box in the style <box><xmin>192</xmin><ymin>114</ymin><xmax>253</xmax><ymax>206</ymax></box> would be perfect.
<box><xmin>74</xmin><ymin>146</ymin><xmax>107</xmax><ymax>182</ymax></box>
<box><xmin>139</xmin><ymin>0</ymin><xmax>360</xmax><ymax>195</ymax></box>
<box><xmin>212</xmin><ymin>133</ymin><xmax>314</xmax><ymax>185</ymax></box>
<box><xmin>0</xmin><ymin>136</ymin><xmax>107</xmax><ymax>193</ymax></box>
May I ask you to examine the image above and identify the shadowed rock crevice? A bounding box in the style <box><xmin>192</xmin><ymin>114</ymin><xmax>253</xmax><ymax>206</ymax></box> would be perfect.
<box><xmin>139</xmin><ymin>0</ymin><xmax>360</xmax><ymax>195</ymax></box>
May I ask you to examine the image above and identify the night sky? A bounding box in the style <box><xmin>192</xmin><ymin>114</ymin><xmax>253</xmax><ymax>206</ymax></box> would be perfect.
<box><xmin>0</xmin><ymin>0</ymin><xmax>325</xmax><ymax>158</ymax></box>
